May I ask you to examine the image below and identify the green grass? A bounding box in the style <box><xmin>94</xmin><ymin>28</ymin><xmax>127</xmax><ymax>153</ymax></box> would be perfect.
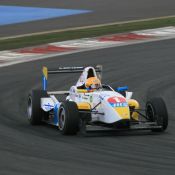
<box><xmin>0</xmin><ymin>17</ymin><xmax>175</xmax><ymax>51</ymax></box>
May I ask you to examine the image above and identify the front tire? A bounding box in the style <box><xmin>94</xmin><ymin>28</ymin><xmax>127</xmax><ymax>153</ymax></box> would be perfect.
<box><xmin>58</xmin><ymin>101</ymin><xmax>79</xmax><ymax>135</ymax></box>
<box><xmin>27</xmin><ymin>90</ymin><xmax>48</xmax><ymax>125</ymax></box>
<box><xmin>146</xmin><ymin>97</ymin><xmax>168</xmax><ymax>132</ymax></box>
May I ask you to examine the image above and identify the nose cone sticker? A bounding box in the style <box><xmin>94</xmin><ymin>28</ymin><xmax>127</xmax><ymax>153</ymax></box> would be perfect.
<box><xmin>108</xmin><ymin>96</ymin><xmax>128</xmax><ymax>107</ymax></box>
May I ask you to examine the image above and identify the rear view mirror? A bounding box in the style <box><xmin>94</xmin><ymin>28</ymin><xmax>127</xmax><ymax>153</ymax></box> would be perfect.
<box><xmin>116</xmin><ymin>86</ymin><xmax>128</xmax><ymax>92</ymax></box>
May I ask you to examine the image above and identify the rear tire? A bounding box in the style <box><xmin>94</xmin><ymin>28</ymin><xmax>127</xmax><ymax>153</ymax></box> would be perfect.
<box><xmin>58</xmin><ymin>101</ymin><xmax>79</xmax><ymax>135</ymax></box>
<box><xmin>27</xmin><ymin>90</ymin><xmax>48</xmax><ymax>125</ymax></box>
<box><xmin>146</xmin><ymin>97</ymin><xmax>168</xmax><ymax>132</ymax></box>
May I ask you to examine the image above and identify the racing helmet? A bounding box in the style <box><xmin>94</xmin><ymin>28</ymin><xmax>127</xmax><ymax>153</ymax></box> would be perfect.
<box><xmin>85</xmin><ymin>77</ymin><xmax>101</xmax><ymax>90</ymax></box>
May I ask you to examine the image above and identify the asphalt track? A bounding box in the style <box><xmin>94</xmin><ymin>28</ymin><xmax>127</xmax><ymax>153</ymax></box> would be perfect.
<box><xmin>0</xmin><ymin>39</ymin><xmax>175</xmax><ymax>175</ymax></box>
<box><xmin>0</xmin><ymin>0</ymin><xmax>175</xmax><ymax>37</ymax></box>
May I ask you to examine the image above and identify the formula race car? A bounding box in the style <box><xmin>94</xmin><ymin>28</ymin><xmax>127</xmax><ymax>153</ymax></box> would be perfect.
<box><xmin>27</xmin><ymin>65</ymin><xmax>168</xmax><ymax>135</ymax></box>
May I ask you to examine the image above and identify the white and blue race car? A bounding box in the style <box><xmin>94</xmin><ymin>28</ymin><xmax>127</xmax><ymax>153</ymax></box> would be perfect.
<box><xmin>27</xmin><ymin>65</ymin><xmax>168</xmax><ymax>135</ymax></box>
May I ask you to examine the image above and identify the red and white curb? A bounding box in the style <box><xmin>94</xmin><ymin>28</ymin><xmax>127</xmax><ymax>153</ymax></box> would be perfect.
<box><xmin>0</xmin><ymin>26</ymin><xmax>175</xmax><ymax>67</ymax></box>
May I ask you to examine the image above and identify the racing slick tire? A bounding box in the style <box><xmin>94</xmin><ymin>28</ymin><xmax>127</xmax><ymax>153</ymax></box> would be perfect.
<box><xmin>146</xmin><ymin>97</ymin><xmax>168</xmax><ymax>132</ymax></box>
<box><xmin>58</xmin><ymin>101</ymin><xmax>79</xmax><ymax>135</ymax></box>
<box><xmin>27</xmin><ymin>90</ymin><xmax>48</xmax><ymax>125</ymax></box>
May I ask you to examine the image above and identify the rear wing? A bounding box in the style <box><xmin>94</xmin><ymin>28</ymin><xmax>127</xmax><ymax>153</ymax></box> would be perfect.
<box><xmin>42</xmin><ymin>65</ymin><xmax>102</xmax><ymax>91</ymax></box>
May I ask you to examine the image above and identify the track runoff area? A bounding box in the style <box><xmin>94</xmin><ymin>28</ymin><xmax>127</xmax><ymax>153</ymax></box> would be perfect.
<box><xmin>0</xmin><ymin>5</ymin><xmax>91</xmax><ymax>26</ymax></box>
<box><xmin>0</xmin><ymin>26</ymin><xmax>175</xmax><ymax>67</ymax></box>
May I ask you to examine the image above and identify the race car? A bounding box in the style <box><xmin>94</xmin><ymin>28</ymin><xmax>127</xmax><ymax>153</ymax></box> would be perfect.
<box><xmin>27</xmin><ymin>65</ymin><xmax>168</xmax><ymax>135</ymax></box>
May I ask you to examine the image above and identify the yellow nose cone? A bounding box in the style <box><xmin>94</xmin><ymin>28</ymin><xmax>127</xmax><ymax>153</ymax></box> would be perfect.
<box><xmin>115</xmin><ymin>107</ymin><xmax>130</xmax><ymax>119</ymax></box>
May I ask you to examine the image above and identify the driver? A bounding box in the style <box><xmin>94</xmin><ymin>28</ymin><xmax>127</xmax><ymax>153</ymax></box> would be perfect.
<box><xmin>85</xmin><ymin>77</ymin><xmax>101</xmax><ymax>91</ymax></box>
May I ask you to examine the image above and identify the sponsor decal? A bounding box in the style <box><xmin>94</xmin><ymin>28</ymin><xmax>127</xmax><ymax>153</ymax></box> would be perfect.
<box><xmin>75</xmin><ymin>94</ymin><xmax>79</xmax><ymax>98</ymax></box>
<box><xmin>99</xmin><ymin>95</ymin><xmax>104</xmax><ymax>100</ymax></box>
<box><xmin>44</xmin><ymin>103</ymin><xmax>54</xmax><ymax>110</ymax></box>
<box><xmin>108</xmin><ymin>96</ymin><xmax>128</xmax><ymax>107</ymax></box>
<box><xmin>79</xmin><ymin>73</ymin><xmax>84</xmax><ymax>83</ymax></box>
<box><xmin>70</xmin><ymin>87</ymin><xmax>75</xmax><ymax>93</ymax></box>
<box><xmin>90</xmin><ymin>95</ymin><xmax>93</xmax><ymax>103</ymax></box>
<box><xmin>82</xmin><ymin>96</ymin><xmax>89</xmax><ymax>100</ymax></box>
<box><xmin>99</xmin><ymin>94</ymin><xmax>110</xmax><ymax>100</ymax></box>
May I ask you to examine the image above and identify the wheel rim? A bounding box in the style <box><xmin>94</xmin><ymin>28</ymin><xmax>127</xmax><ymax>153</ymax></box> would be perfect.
<box><xmin>59</xmin><ymin>107</ymin><xmax>66</xmax><ymax>130</ymax></box>
<box><xmin>27</xmin><ymin>97</ymin><xmax>32</xmax><ymax>120</ymax></box>
<box><xmin>146</xmin><ymin>104</ymin><xmax>155</xmax><ymax>122</ymax></box>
